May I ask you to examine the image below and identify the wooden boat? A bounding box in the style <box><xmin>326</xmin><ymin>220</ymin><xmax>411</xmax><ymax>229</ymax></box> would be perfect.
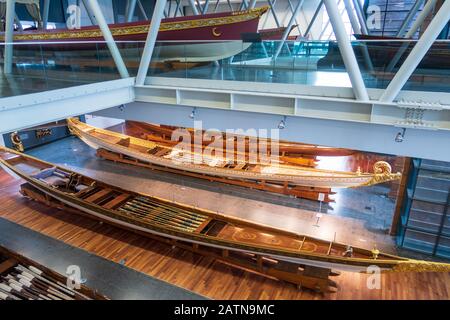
<box><xmin>67</xmin><ymin>118</ymin><xmax>401</xmax><ymax>189</ymax></box>
<box><xmin>1</xmin><ymin>147</ymin><xmax>449</xmax><ymax>273</ymax></box>
<box><xmin>0</xmin><ymin>8</ymin><xmax>268</xmax><ymax>63</ymax></box>
<box><xmin>127</xmin><ymin>121</ymin><xmax>356</xmax><ymax>157</ymax></box>
<box><xmin>0</xmin><ymin>245</ymin><xmax>108</xmax><ymax>300</ymax></box>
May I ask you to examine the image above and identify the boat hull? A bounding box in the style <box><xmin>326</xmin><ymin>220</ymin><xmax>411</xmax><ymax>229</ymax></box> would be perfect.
<box><xmin>2</xmin><ymin>146</ymin><xmax>448</xmax><ymax>274</ymax></box>
<box><xmin>69</xmin><ymin>119</ymin><xmax>401</xmax><ymax>189</ymax></box>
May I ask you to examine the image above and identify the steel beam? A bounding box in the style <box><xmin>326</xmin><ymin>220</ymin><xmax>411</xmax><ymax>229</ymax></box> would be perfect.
<box><xmin>405</xmin><ymin>0</ymin><xmax>437</xmax><ymax>38</ymax></box>
<box><xmin>126</xmin><ymin>0</ymin><xmax>138</xmax><ymax>22</ymax></box>
<box><xmin>188</xmin><ymin>0</ymin><xmax>200</xmax><ymax>15</ymax></box>
<box><xmin>396</xmin><ymin>0</ymin><xmax>424</xmax><ymax>37</ymax></box>
<box><xmin>249</xmin><ymin>0</ymin><xmax>257</xmax><ymax>8</ymax></box>
<box><xmin>81</xmin><ymin>0</ymin><xmax>97</xmax><ymax>25</ymax></box>
<box><xmin>0</xmin><ymin>78</ymin><xmax>135</xmax><ymax>134</ymax></box>
<box><xmin>136</xmin><ymin>0</ymin><xmax>168</xmax><ymax>85</ymax></box>
<box><xmin>343</xmin><ymin>0</ymin><xmax>361</xmax><ymax>34</ymax></box>
<box><xmin>352</xmin><ymin>0</ymin><xmax>368</xmax><ymax>35</ymax></box>
<box><xmin>323</xmin><ymin>0</ymin><xmax>369</xmax><ymax>101</ymax></box>
<box><xmin>202</xmin><ymin>0</ymin><xmax>211</xmax><ymax>14</ymax></box>
<box><xmin>137</xmin><ymin>0</ymin><xmax>149</xmax><ymax>20</ymax></box>
<box><xmin>4</xmin><ymin>0</ymin><xmax>15</xmax><ymax>74</ymax></box>
<box><xmin>85</xmin><ymin>0</ymin><xmax>130</xmax><ymax>78</ymax></box>
<box><xmin>304</xmin><ymin>0</ymin><xmax>323</xmax><ymax>37</ymax></box>
<box><xmin>273</xmin><ymin>0</ymin><xmax>304</xmax><ymax>60</ymax></box>
<box><xmin>380</xmin><ymin>0</ymin><xmax>450</xmax><ymax>103</ymax></box>
<box><xmin>43</xmin><ymin>0</ymin><xmax>50</xmax><ymax>29</ymax></box>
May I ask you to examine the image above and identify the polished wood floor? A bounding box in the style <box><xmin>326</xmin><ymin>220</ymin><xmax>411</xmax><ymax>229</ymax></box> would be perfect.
<box><xmin>0</xmin><ymin>170</ymin><xmax>449</xmax><ymax>299</ymax></box>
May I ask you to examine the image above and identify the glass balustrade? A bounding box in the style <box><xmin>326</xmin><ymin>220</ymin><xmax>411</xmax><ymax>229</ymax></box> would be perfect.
<box><xmin>0</xmin><ymin>41</ymin><xmax>144</xmax><ymax>98</ymax></box>
<box><xmin>147</xmin><ymin>39</ymin><xmax>450</xmax><ymax>93</ymax></box>
<box><xmin>0</xmin><ymin>39</ymin><xmax>449</xmax><ymax>98</ymax></box>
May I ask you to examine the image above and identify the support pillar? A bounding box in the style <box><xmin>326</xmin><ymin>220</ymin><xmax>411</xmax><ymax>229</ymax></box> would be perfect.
<box><xmin>396</xmin><ymin>0</ymin><xmax>424</xmax><ymax>37</ymax></box>
<box><xmin>188</xmin><ymin>0</ymin><xmax>200</xmax><ymax>15</ymax></box>
<box><xmin>304</xmin><ymin>0</ymin><xmax>323</xmax><ymax>37</ymax></box>
<box><xmin>323</xmin><ymin>0</ymin><xmax>369</xmax><ymax>101</ymax></box>
<box><xmin>4</xmin><ymin>0</ymin><xmax>15</xmax><ymax>74</ymax></box>
<box><xmin>137</xmin><ymin>0</ymin><xmax>149</xmax><ymax>20</ymax></box>
<box><xmin>126</xmin><ymin>0</ymin><xmax>137</xmax><ymax>22</ymax></box>
<box><xmin>405</xmin><ymin>0</ymin><xmax>437</xmax><ymax>38</ymax></box>
<box><xmin>380</xmin><ymin>0</ymin><xmax>450</xmax><ymax>102</ymax></box>
<box><xmin>85</xmin><ymin>0</ymin><xmax>130</xmax><ymax>78</ymax></box>
<box><xmin>249</xmin><ymin>0</ymin><xmax>257</xmax><ymax>8</ymax></box>
<box><xmin>43</xmin><ymin>0</ymin><xmax>51</xmax><ymax>29</ymax></box>
<box><xmin>136</xmin><ymin>0</ymin><xmax>168</xmax><ymax>85</ymax></box>
<box><xmin>273</xmin><ymin>0</ymin><xmax>304</xmax><ymax>60</ymax></box>
<box><xmin>352</xmin><ymin>0</ymin><xmax>368</xmax><ymax>34</ymax></box>
<box><xmin>343</xmin><ymin>0</ymin><xmax>361</xmax><ymax>34</ymax></box>
<box><xmin>82</xmin><ymin>0</ymin><xmax>97</xmax><ymax>25</ymax></box>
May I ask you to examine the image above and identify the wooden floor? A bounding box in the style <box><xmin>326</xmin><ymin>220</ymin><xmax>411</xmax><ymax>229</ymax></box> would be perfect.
<box><xmin>0</xmin><ymin>170</ymin><xmax>449</xmax><ymax>300</ymax></box>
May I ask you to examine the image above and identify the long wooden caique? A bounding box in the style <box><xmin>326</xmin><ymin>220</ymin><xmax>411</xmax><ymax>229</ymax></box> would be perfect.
<box><xmin>67</xmin><ymin>118</ymin><xmax>402</xmax><ymax>189</ymax></box>
<box><xmin>1</xmin><ymin>146</ymin><xmax>449</xmax><ymax>273</ymax></box>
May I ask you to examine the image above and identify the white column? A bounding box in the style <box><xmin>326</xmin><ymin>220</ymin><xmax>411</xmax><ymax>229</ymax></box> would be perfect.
<box><xmin>273</xmin><ymin>0</ymin><xmax>304</xmax><ymax>60</ymax></box>
<box><xmin>352</xmin><ymin>0</ymin><xmax>368</xmax><ymax>35</ymax></box>
<box><xmin>405</xmin><ymin>0</ymin><xmax>437</xmax><ymax>38</ymax></box>
<box><xmin>82</xmin><ymin>0</ymin><xmax>97</xmax><ymax>25</ymax></box>
<box><xmin>4</xmin><ymin>0</ymin><xmax>15</xmax><ymax>74</ymax></box>
<box><xmin>137</xmin><ymin>0</ymin><xmax>149</xmax><ymax>20</ymax></box>
<box><xmin>304</xmin><ymin>0</ymin><xmax>323</xmax><ymax>37</ymax></box>
<box><xmin>43</xmin><ymin>0</ymin><xmax>50</xmax><ymax>29</ymax></box>
<box><xmin>249</xmin><ymin>0</ymin><xmax>257</xmax><ymax>8</ymax></box>
<box><xmin>136</xmin><ymin>0</ymin><xmax>168</xmax><ymax>85</ymax></box>
<box><xmin>396</xmin><ymin>0</ymin><xmax>423</xmax><ymax>37</ymax></box>
<box><xmin>85</xmin><ymin>0</ymin><xmax>129</xmax><ymax>78</ymax></box>
<box><xmin>126</xmin><ymin>0</ymin><xmax>138</xmax><ymax>22</ymax></box>
<box><xmin>380</xmin><ymin>0</ymin><xmax>450</xmax><ymax>103</ymax></box>
<box><xmin>0</xmin><ymin>133</ymin><xmax>5</xmax><ymax>147</ymax></box>
<box><xmin>202</xmin><ymin>0</ymin><xmax>211</xmax><ymax>14</ymax></box>
<box><xmin>343</xmin><ymin>0</ymin><xmax>361</xmax><ymax>34</ymax></box>
<box><xmin>323</xmin><ymin>0</ymin><xmax>369</xmax><ymax>101</ymax></box>
<box><xmin>188</xmin><ymin>0</ymin><xmax>200</xmax><ymax>15</ymax></box>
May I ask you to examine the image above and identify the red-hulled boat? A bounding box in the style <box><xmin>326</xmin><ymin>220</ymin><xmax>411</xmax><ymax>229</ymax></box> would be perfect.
<box><xmin>0</xmin><ymin>7</ymin><xmax>269</xmax><ymax>63</ymax></box>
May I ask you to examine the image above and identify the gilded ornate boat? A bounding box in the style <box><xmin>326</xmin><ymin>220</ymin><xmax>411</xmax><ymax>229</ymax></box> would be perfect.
<box><xmin>0</xmin><ymin>8</ymin><xmax>268</xmax><ymax>63</ymax></box>
<box><xmin>67</xmin><ymin>118</ymin><xmax>401</xmax><ymax>189</ymax></box>
<box><xmin>1</xmin><ymin>146</ymin><xmax>448</xmax><ymax>273</ymax></box>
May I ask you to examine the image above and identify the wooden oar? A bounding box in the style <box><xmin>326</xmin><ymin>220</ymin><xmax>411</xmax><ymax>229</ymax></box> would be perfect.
<box><xmin>134</xmin><ymin>196</ymin><xmax>206</xmax><ymax>220</ymax></box>
<box><xmin>123</xmin><ymin>203</ymin><xmax>201</xmax><ymax>228</ymax></box>
<box><xmin>130</xmin><ymin>198</ymin><xmax>206</xmax><ymax>222</ymax></box>
<box><xmin>16</xmin><ymin>265</ymin><xmax>92</xmax><ymax>300</ymax></box>
<box><xmin>125</xmin><ymin>202</ymin><xmax>203</xmax><ymax>227</ymax></box>
<box><xmin>119</xmin><ymin>206</ymin><xmax>197</xmax><ymax>231</ymax></box>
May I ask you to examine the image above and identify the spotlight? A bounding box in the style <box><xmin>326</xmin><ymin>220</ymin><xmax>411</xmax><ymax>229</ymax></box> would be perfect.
<box><xmin>118</xmin><ymin>104</ymin><xmax>125</xmax><ymax>112</ymax></box>
<box><xmin>395</xmin><ymin>128</ymin><xmax>406</xmax><ymax>143</ymax></box>
<box><xmin>278</xmin><ymin>116</ymin><xmax>286</xmax><ymax>130</ymax></box>
<box><xmin>189</xmin><ymin>107</ymin><xmax>197</xmax><ymax>120</ymax></box>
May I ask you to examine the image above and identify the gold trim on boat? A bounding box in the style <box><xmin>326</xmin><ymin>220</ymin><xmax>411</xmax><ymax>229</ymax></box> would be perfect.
<box><xmin>391</xmin><ymin>260</ymin><xmax>450</xmax><ymax>273</ymax></box>
<box><xmin>1</xmin><ymin>7</ymin><xmax>269</xmax><ymax>42</ymax></box>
